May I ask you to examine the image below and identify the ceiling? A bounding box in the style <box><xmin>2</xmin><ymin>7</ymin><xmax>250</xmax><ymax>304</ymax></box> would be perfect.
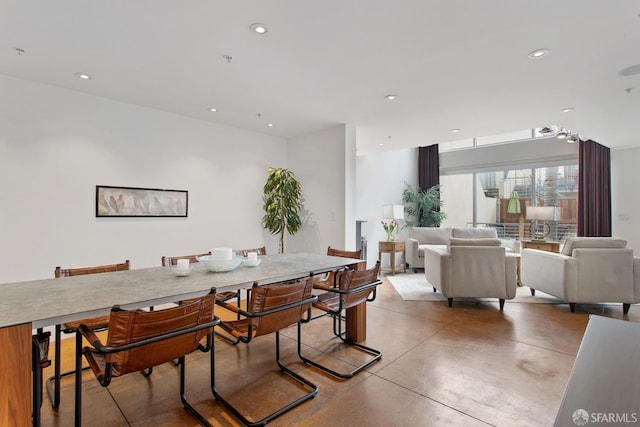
<box><xmin>2</xmin><ymin>1</ymin><xmax>639</xmax><ymax>154</ymax></box>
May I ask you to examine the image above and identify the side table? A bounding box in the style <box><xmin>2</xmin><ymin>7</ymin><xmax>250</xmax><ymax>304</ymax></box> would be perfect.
<box><xmin>378</xmin><ymin>240</ymin><xmax>406</xmax><ymax>275</ymax></box>
<box><xmin>522</xmin><ymin>240</ymin><xmax>560</xmax><ymax>253</ymax></box>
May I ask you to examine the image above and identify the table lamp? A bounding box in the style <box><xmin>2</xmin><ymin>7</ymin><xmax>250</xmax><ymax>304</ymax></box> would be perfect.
<box><xmin>526</xmin><ymin>206</ymin><xmax>559</xmax><ymax>241</ymax></box>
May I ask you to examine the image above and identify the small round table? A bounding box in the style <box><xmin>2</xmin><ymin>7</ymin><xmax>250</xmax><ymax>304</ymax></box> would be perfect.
<box><xmin>378</xmin><ymin>240</ymin><xmax>406</xmax><ymax>275</ymax></box>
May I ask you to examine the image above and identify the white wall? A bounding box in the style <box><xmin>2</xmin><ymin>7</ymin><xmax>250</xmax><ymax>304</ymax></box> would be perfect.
<box><xmin>356</xmin><ymin>147</ymin><xmax>417</xmax><ymax>268</ymax></box>
<box><xmin>611</xmin><ymin>147</ymin><xmax>640</xmax><ymax>250</ymax></box>
<box><xmin>0</xmin><ymin>76</ymin><xmax>287</xmax><ymax>283</ymax></box>
<box><xmin>287</xmin><ymin>125</ymin><xmax>348</xmax><ymax>254</ymax></box>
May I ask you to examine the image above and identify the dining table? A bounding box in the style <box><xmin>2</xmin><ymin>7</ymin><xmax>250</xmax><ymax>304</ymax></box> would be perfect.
<box><xmin>0</xmin><ymin>252</ymin><xmax>364</xmax><ymax>427</ymax></box>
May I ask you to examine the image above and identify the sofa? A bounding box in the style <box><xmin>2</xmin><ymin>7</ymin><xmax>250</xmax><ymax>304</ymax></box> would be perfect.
<box><xmin>406</xmin><ymin>227</ymin><xmax>520</xmax><ymax>272</ymax></box>
<box><xmin>521</xmin><ymin>237</ymin><xmax>640</xmax><ymax>313</ymax></box>
<box><xmin>423</xmin><ymin>237</ymin><xmax>518</xmax><ymax>309</ymax></box>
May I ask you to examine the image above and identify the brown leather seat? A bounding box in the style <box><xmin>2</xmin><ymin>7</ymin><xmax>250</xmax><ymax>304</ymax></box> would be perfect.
<box><xmin>299</xmin><ymin>262</ymin><xmax>383</xmax><ymax>379</ymax></box>
<box><xmin>214</xmin><ymin>276</ymin><xmax>318</xmax><ymax>426</ymax></box>
<box><xmin>75</xmin><ymin>289</ymin><xmax>218</xmax><ymax>426</ymax></box>
<box><xmin>46</xmin><ymin>260</ymin><xmax>130</xmax><ymax>409</ymax></box>
<box><xmin>313</xmin><ymin>247</ymin><xmax>363</xmax><ymax>291</ymax></box>
<box><xmin>161</xmin><ymin>251</ymin><xmax>211</xmax><ymax>266</ymax></box>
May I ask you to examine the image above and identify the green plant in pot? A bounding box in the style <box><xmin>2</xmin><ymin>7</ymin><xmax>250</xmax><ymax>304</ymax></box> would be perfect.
<box><xmin>262</xmin><ymin>167</ymin><xmax>303</xmax><ymax>253</ymax></box>
<box><xmin>402</xmin><ymin>183</ymin><xmax>446</xmax><ymax>227</ymax></box>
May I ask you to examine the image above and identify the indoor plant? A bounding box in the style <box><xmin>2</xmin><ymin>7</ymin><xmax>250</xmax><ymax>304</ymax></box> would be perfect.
<box><xmin>261</xmin><ymin>167</ymin><xmax>303</xmax><ymax>253</ymax></box>
<box><xmin>402</xmin><ymin>183</ymin><xmax>446</xmax><ymax>227</ymax></box>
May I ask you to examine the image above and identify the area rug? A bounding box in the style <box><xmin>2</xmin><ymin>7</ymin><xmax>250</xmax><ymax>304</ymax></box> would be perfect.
<box><xmin>384</xmin><ymin>272</ymin><xmax>560</xmax><ymax>304</ymax></box>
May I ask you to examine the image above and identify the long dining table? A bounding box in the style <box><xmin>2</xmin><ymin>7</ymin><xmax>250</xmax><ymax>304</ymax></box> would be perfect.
<box><xmin>0</xmin><ymin>252</ymin><xmax>364</xmax><ymax>427</ymax></box>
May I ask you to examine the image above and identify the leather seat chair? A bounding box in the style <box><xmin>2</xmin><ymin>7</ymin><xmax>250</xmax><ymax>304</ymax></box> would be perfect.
<box><xmin>299</xmin><ymin>262</ymin><xmax>382</xmax><ymax>378</ymax></box>
<box><xmin>313</xmin><ymin>247</ymin><xmax>363</xmax><ymax>292</ymax></box>
<box><xmin>74</xmin><ymin>288</ymin><xmax>218</xmax><ymax>426</ymax></box>
<box><xmin>213</xmin><ymin>276</ymin><xmax>318</xmax><ymax>426</ymax></box>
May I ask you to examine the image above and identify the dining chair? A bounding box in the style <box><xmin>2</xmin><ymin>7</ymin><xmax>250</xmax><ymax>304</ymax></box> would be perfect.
<box><xmin>298</xmin><ymin>262</ymin><xmax>383</xmax><ymax>379</ymax></box>
<box><xmin>74</xmin><ymin>288</ymin><xmax>219</xmax><ymax>426</ymax></box>
<box><xmin>216</xmin><ymin>246</ymin><xmax>267</xmax><ymax>315</ymax></box>
<box><xmin>161</xmin><ymin>251</ymin><xmax>211</xmax><ymax>266</ymax></box>
<box><xmin>313</xmin><ymin>247</ymin><xmax>363</xmax><ymax>291</ymax></box>
<box><xmin>213</xmin><ymin>276</ymin><xmax>318</xmax><ymax>426</ymax></box>
<box><xmin>45</xmin><ymin>260</ymin><xmax>130</xmax><ymax>409</ymax></box>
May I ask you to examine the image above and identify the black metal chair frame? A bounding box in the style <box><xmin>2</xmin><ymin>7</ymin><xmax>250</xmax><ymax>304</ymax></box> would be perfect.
<box><xmin>32</xmin><ymin>329</ymin><xmax>51</xmax><ymax>427</ymax></box>
<box><xmin>74</xmin><ymin>291</ymin><xmax>220</xmax><ymax>427</ymax></box>
<box><xmin>298</xmin><ymin>271</ymin><xmax>383</xmax><ymax>379</ymax></box>
<box><xmin>213</xmin><ymin>282</ymin><xmax>319</xmax><ymax>427</ymax></box>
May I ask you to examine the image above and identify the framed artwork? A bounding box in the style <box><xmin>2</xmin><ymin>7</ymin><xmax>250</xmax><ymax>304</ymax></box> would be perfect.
<box><xmin>96</xmin><ymin>185</ymin><xmax>188</xmax><ymax>217</ymax></box>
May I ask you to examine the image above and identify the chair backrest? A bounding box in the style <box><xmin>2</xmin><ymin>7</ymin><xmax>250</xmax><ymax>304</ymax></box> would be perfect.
<box><xmin>161</xmin><ymin>252</ymin><xmax>210</xmax><ymax>266</ymax></box>
<box><xmin>334</xmin><ymin>262</ymin><xmax>381</xmax><ymax>309</ymax></box>
<box><xmin>247</xmin><ymin>276</ymin><xmax>313</xmax><ymax>337</ymax></box>
<box><xmin>327</xmin><ymin>247</ymin><xmax>365</xmax><ymax>270</ymax></box>
<box><xmin>235</xmin><ymin>246</ymin><xmax>267</xmax><ymax>257</ymax></box>
<box><xmin>104</xmin><ymin>292</ymin><xmax>216</xmax><ymax>376</ymax></box>
<box><xmin>55</xmin><ymin>260</ymin><xmax>130</xmax><ymax>278</ymax></box>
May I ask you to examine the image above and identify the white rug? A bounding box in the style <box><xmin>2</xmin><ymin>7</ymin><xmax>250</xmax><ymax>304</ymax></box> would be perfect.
<box><xmin>384</xmin><ymin>272</ymin><xmax>560</xmax><ymax>304</ymax></box>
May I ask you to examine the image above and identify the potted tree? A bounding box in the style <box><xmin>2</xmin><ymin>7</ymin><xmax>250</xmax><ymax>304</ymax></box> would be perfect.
<box><xmin>262</xmin><ymin>167</ymin><xmax>303</xmax><ymax>253</ymax></box>
<box><xmin>402</xmin><ymin>183</ymin><xmax>446</xmax><ymax>227</ymax></box>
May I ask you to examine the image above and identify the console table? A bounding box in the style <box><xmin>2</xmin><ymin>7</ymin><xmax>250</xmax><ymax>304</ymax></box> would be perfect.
<box><xmin>0</xmin><ymin>253</ymin><xmax>361</xmax><ymax>426</ymax></box>
<box><xmin>522</xmin><ymin>240</ymin><xmax>561</xmax><ymax>253</ymax></box>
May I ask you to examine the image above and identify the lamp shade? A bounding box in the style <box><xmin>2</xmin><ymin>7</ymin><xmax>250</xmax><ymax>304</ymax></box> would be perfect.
<box><xmin>383</xmin><ymin>204</ymin><xmax>404</xmax><ymax>220</ymax></box>
<box><xmin>526</xmin><ymin>206</ymin><xmax>559</xmax><ymax>221</ymax></box>
<box><xmin>506</xmin><ymin>191</ymin><xmax>521</xmax><ymax>215</ymax></box>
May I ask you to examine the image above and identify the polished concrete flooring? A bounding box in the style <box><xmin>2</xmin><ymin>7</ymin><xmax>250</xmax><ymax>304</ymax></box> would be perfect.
<box><xmin>38</xmin><ymin>274</ymin><xmax>640</xmax><ymax>426</ymax></box>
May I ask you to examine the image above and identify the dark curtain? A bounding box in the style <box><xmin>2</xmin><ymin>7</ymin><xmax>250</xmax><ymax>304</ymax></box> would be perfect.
<box><xmin>418</xmin><ymin>144</ymin><xmax>439</xmax><ymax>191</ymax></box>
<box><xmin>577</xmin><ymin>139</ymin><xmax>611</xmax><ymax>237</ymax></box>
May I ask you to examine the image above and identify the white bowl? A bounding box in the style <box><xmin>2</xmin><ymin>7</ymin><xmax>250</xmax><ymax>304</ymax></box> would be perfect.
<box><xmin>172</xmin><ymin>267</ymin><xmax>192</xmax><ymax>277</ymax></box>
<box><xmin>196</xmin><ymin>255</ymin><xmax>243</xmax><ymax>273</ymax></box>
<box><xmin>242</xmin><ymin>258</ymin><xmax>262</xmax><ymax>268</ymax></box>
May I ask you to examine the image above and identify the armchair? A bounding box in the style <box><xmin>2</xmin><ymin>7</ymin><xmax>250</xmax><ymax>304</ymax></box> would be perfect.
<box><xmin>424</xmin><ymin>238</ymin><xmax>517</xmax><ymax>310</ymax></box>
<box><xmin>521</xmin><ymin>237</ymin><xmax>640</xmax><ymax>313</ymax></box>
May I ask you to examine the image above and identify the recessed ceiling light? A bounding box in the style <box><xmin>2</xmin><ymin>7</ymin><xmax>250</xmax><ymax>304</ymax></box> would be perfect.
<box><xmin>75</xmin><ymin>73</ymin><xmax>92</xmax><ymax>80</ymax></box>
<box><xmin>266</xmin><ymin>123</ymin><xmax>274</xmax><ymax>127</ymax></box>
<box><xmin>561</xmin><ymin>107</ymin><xmax>575</xmax><ymax>113</ymax></box>
<box><xmin>384</xmin><ymin>94</ymin><xmax>398</xmax><ymax>101</ymax></box>
<box><xmin>378</xmin><ymin>143</ymin><xmax>384</xmax><ymax>146</ymax></box>
<box><xmin>250</xmin><ymin>23</ymin><xmax>268</xmax><ymax>35</ymax></box>
<box><xmin>209</xmin><ymin>107</ymin><xmax>217</xmax><ymax>112</ymax></box>
<box><xmin>528</xmin><ymin>48</ymin><xmax>550</xmax><ymax>59</ymax></box>
<box><xmin>450</xmin><ymin>129</ymin><xmax>461</xmax><ymax>133</ymax></box>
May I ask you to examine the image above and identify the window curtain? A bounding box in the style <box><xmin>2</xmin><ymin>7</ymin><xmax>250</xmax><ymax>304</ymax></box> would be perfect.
<box><xmin>577</xmin><ymin>139</ymin><xmax>611</xmax><ymax>237</ymax></box>
<box><xmin>418</xmin><ymin>144</ymin><xmax>439</xmax><ymax>191</ymax></box>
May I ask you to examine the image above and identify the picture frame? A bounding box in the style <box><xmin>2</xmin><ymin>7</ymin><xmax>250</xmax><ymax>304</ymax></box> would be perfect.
<box><xmin>96</xmin><ymin>185</ymin><xmax>188</xmax><ymax>217</ymax></box>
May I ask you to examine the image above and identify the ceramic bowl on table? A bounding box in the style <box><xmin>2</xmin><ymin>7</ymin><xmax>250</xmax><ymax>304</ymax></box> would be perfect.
<box><xmin>242</xmin><ymin>258</ymin><xmax>262</xmax><ymax>268</ymax></box>
<box><xmin>196</xmin><ymin>255</ymin><xmax>243</xmax><ymax>273</ymax></box>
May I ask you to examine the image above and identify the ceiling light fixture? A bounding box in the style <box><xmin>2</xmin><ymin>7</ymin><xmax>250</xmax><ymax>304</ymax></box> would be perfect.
<box><xmin>561</xmin><ymin>107</ymin><xmax>575</xmax><ymax>113</ymax></box>
<box><xmin>209</xmin><ymin>107</ymin><xmax>217</xmax><ymax>112</ymax></box>
<box><xmin>75</xmin><ymin>73</ymin><xmax>92</xmax><ymax>80</ymax></box>
<box><xmin>556</xmin><ymin>128</ymin><xmax>568</xmax><ymax>139</ymax></box>
<box><xmin>249</xmin><ymin>23</ymin><xmax>268</xmax><ymax>35</ymax></box>
<box><xmin>539</xmin><ymin>127</ymin><xmax>555</xmax><ymax>136</ymax></box>
<box><xmin>266</xmin><ymin>123</ymin><xmax>274</xmax><ymax>127</ymax></box>
<box><xmin>450</xmin><ymin>128</ymin><xmax>461</xmax><ymax>133</ymax></box>
<box><xmin>566</xmin><ymin>134</ymin><xmax>579</xmax><ymax>143</ymax></box>
<box><xmin>528</xmin><ymin>48</ymin><xmax>550</xmax><ymax>59</ymax></box>
<box><xmin>384</xmin><ymin>94</ymin><xmax>398</xmax><ymax>101</ymax></box>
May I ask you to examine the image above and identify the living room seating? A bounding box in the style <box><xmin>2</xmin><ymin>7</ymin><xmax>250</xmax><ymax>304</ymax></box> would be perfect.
<box><xmin>74</xmin><ymin>289</ymin><xmax>218</xmax><ymax>426</ymax></box>
<box><xmin>424</xmin><ymin>237</ymin><xmax>517</xmax><ymax>309</ymax></box>
<box><xmin>407</xmin><ymin>226</ymin><xmax>520</xmax><ymax>272</ymax></box>
<box><xmin>521</xmin><ymin>237</ymin><xmax>640</xmax><ymax>313</ymax></box>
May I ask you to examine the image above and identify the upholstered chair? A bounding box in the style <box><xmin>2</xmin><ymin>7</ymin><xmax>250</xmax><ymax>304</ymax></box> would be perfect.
<box><xmin>521</xmin><ymin>237</ymin><xmax>640</xmax><ymax>313</ymax></box>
